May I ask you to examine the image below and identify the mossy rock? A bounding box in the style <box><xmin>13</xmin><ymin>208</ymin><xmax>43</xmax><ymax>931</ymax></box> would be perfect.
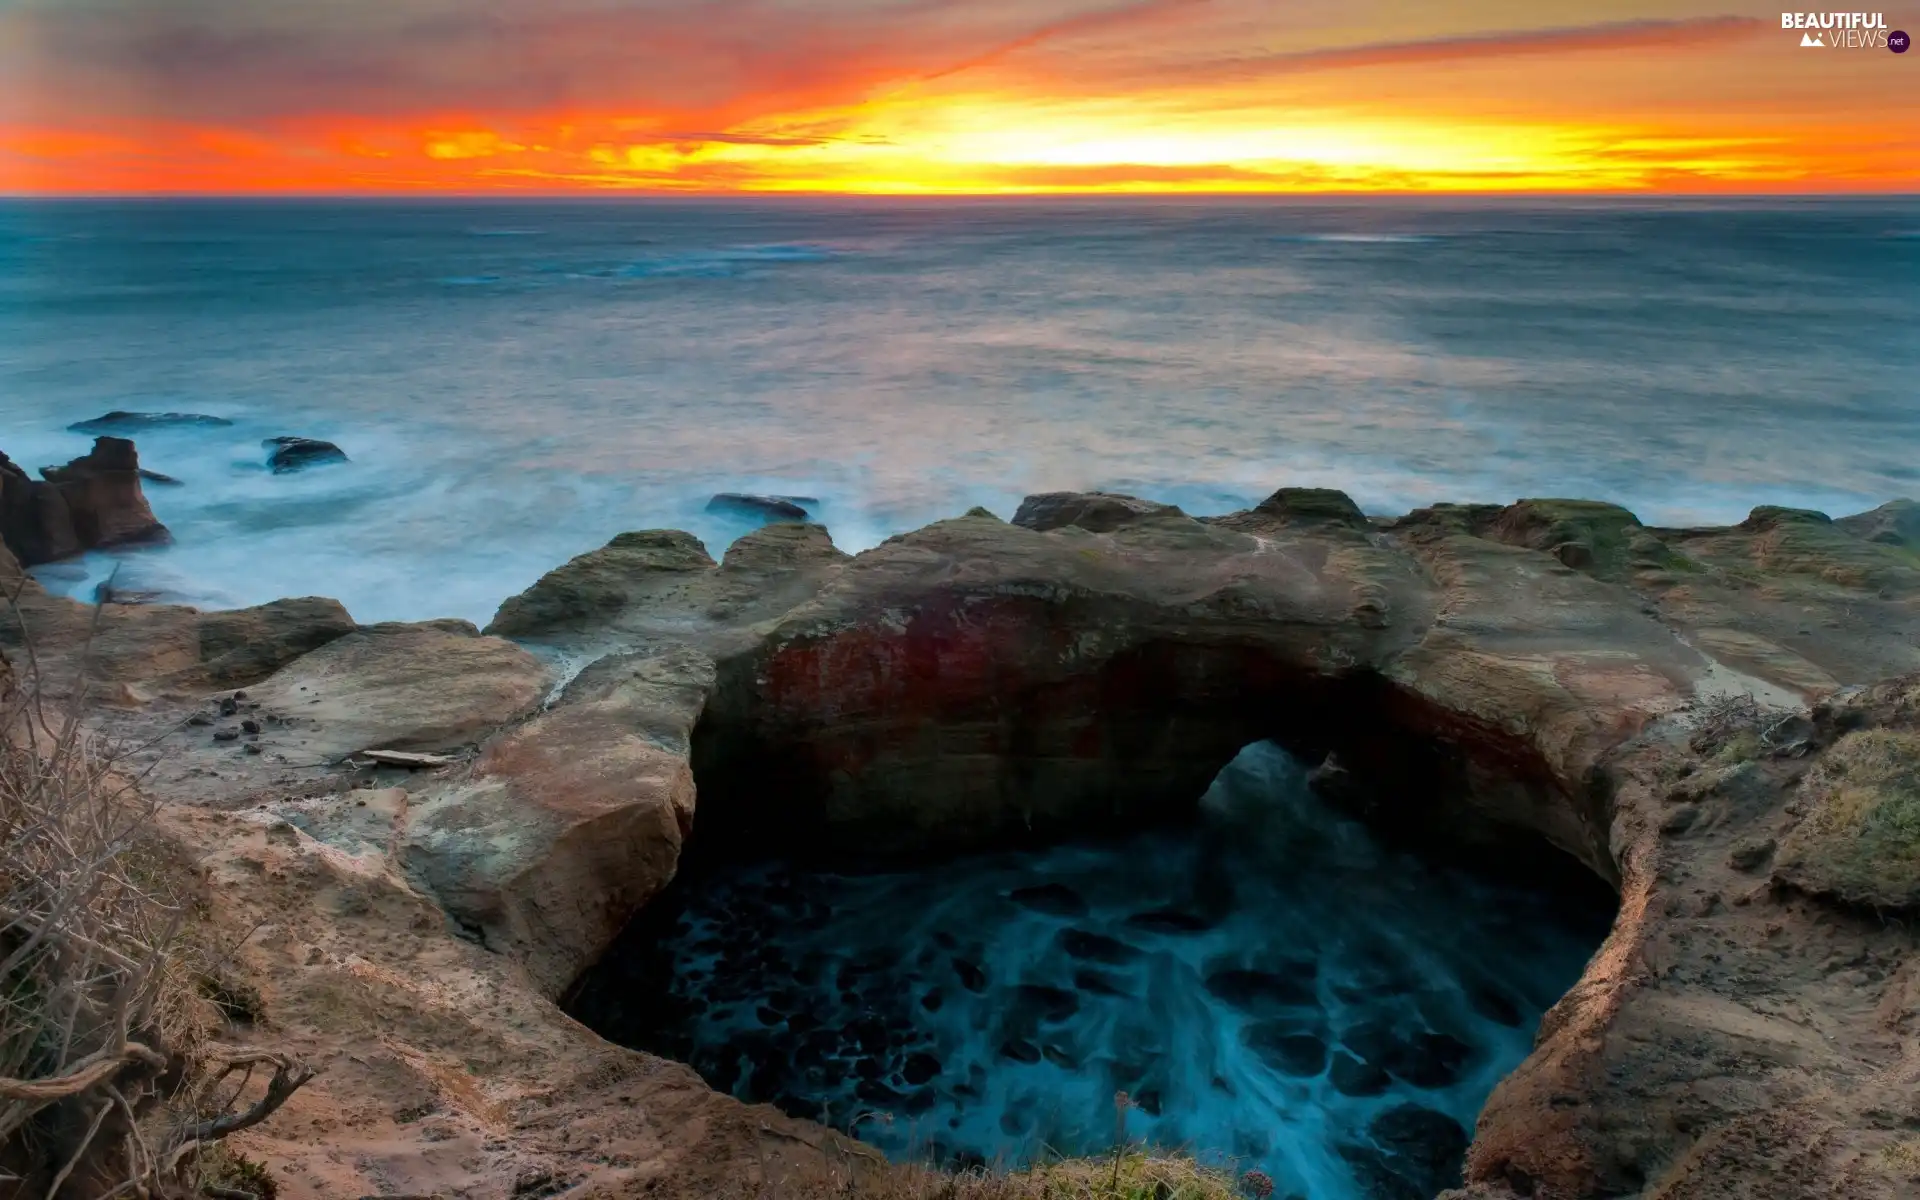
<box><xmin>1484</xmin><ymin>499</ymin><xmax>1646</xmax><ymax>577</ymax></box>
<box><xmin>1738</xmin><ymin>505</ymin><xmax>1833</xmax><ymax>532</ymax></box>
<box><xmin>1667</xmin><ymin>504</ymin><xmax>1920</xmax><ymax>594</ymax></box>
<box><xmin>1836</xmin><ymin>498</ymin><xmax>1920</xmax><ymax>549</ymax></box>
<box><xmin>1252</xmin><ymin>487</ymin><xmax>1370</xmax><ymax>529</ymax></box>
<box><xmin>1383</xmin><ymin>502</ymin><xmax>1505</xmax><ymax>542</ymax></box>
<box><xmin>1745</xmin><ymin>512</ymin><xmax>1920</xmax><ymax>591</ymax></box>
<box><xmin>1775</xmin><ymin>729</ymin><xmax>1920</xmax><ymax>911</ymax></box>
<box><xmin>486</xmin><ymin>529</ymin><xmax>715</xmax><ymax>636</ymax></box>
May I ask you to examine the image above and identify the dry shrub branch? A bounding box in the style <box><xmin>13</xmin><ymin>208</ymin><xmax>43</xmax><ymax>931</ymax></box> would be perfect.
<box><xmin>0</xmin><ymin>589</ymin><xmax>310</xmax><ymax>1198</ymax></box>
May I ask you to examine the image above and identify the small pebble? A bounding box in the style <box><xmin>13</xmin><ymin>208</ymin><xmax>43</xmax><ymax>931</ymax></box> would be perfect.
<box><xmin>241</xmin><ymin>719</ymin><xmax>260</xmax><ymax>735</ymax></box>
<box><xmin>213</xmin><ymin>729</ymin><xmax>240</xmax><ymax>742</ymax></box>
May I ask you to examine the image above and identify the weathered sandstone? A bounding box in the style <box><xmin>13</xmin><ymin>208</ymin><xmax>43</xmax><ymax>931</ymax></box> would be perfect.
<box><xmin>0</xmin><ymin>436</ymin><xmax>170</xmax><ymax>566</ymax></box>
<box><xmin>244</xmin><ymin>619</ymin><xmax>552</xmax><ymax>760</ymax></box>
<box><xmin>16</xmin><ymin>484</ymin><xmax>1920</xmax><ymax>1199</ymax></box>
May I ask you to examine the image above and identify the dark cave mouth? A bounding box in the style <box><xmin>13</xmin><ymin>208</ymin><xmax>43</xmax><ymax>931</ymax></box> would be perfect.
<box><xmin>569</xmin><ymin>741</ymin><xmax>1617</xmax><ymax>1200</ymax></box>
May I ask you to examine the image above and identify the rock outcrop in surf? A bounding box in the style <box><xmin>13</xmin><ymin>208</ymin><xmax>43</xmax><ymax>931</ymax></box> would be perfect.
<box><xmin>263</xmin><ymin>436</ymin><xmax>349</xmax><ymax>473</ymax></box>
<box><xmin>0</xmin><ymin>436</ymin><xmax>171</xmax><ymax>566</ymax></box>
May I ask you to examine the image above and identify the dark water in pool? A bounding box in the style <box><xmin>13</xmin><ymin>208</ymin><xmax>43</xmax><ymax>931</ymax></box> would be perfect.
<box><xmin>571</xmin><ymin>743</ymin><xmax>1615</xmax><ymax>1200</ymax></box>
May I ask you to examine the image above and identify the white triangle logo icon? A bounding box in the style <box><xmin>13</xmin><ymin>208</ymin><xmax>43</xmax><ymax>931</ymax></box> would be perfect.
<box><xmin>1800</xmin><ymin>31</ymin><xmax>1824</xmax><ymax>46</ymax></box>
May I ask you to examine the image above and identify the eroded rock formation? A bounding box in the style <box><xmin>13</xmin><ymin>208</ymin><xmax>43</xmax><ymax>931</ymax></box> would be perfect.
<box><xmin>10</xmin><ymin>486</ymin><xmax>1920</xmax><ymax>1198</ymax></box>
<box><xmin>0</xmin><ymin>436</ymin><xmax>170</xmax><ymax>566</ymax></box>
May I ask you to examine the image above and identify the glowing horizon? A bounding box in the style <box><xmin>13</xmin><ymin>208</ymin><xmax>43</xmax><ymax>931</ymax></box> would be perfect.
<box><xmin>2</xmin><ymin>2</ymin><xmax>1916</xmax><ymax>196</ymax></box>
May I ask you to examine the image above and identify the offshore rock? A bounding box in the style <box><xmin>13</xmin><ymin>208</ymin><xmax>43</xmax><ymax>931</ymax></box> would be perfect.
<box><xmin>69</xmin><ymin>410</ymin><xmax>233</xmax><ymax>434</ymax></box>
<box><xmin>0</xmin><ymin>437</ymin><xmax>170</xmax><ymax>566</ymax></box>
<box><xmin>707</xmin><ymin>492</ymin><xmax>813</xmax><ymax>522</ymax></box>
<box><xmin>264</xmin><ymin>436</ymin><xmax>349</xmax><ymax>473</ymax></box>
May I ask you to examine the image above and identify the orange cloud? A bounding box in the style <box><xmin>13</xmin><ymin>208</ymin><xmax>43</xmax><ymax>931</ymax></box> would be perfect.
<box><xmin>1138</xmin><ymin>16</ymin><xmax>1772</xmax><ymax>82</ymax></box>
<box><xmin>0</xmin><ymin>3</ymin><xmax>1913</xmax><ymax>194</ymax></box>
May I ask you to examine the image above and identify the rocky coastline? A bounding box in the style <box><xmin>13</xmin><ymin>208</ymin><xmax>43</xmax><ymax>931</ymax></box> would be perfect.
<box><xmin>2</xmin><ymin>447</ymin><xmax>1918</xmax><ymax>1199</ymax></box>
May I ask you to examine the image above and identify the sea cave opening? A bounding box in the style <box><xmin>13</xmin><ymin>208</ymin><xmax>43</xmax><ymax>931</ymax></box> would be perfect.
<box><xmin>569</xmin><ymin>682</ymin><xmax>1618</xmax><ymax>1200</ymax></box>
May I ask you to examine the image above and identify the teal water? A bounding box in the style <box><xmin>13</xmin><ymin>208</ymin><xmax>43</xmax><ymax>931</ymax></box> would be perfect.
<box><xmin>573</xmin><ymin>743</ymin><xmax>1614</xmax><ymax>1200</ymax></box>
<box><xmin>2</xmin><ymin>196</ymin><xmax>1915</xmax><ymax>623</ymax></box>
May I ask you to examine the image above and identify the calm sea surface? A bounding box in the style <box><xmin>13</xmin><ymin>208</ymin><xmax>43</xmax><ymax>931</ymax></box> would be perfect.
<box><xmin>2</xmin><ymin>197</ymin><xmax>1916</xmax><ymax>624</ymax></box>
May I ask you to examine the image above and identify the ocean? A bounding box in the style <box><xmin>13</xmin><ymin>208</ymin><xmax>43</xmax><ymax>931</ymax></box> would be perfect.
<box><xmin>2</xmin><ymin>196</ymin><xmax>1916</xmax><ymax>625</ymax></box>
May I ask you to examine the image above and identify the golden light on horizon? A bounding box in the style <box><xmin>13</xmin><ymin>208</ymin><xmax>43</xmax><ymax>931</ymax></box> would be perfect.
<box><xmin>0</xmin><ymin>3</ymin><xmax>1914</xmax><ymax>195</ymax></box>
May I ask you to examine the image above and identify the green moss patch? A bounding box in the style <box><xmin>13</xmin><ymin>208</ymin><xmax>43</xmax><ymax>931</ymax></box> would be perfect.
<box><xmin>859</xmin><ymin>1153</ymin><xmax>1248</xmax><ymax>1200</ymax></box>
<box><xmin>1776</xmin><ymin>729</ymin><xmax>1920</xmax><ymax>911</ymax></box>
<box><xmin>1672</xmin><ymin>505</ymin><xmax>1920</xmax><ymax>593</ymax></box>
<box><xmin>1251</xmin><ymin>487</ymin><xmax>1370</xmax><ymax>529</ymax></box>
<box><xmin>1486</xmin><ymin>499</ymin><xmax>1645</xmax><ymax>577</ymax></box>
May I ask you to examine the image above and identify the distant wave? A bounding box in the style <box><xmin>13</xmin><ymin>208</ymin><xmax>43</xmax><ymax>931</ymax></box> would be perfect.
<box><xmin>581</xmin><ymin>243</ymin><xmax>842</xmax><ymax>280</ymax></box>
<box><xmin>439</xmin><ymin>275</ymin><xmax>504</xmax><ymax>286</ymax></box>
<box><xmin>1274</xmin><ymin>233</ymin><xmax>1437</xmax><ymax>245</ymax></box>
<box><xmin>1881</xmin><ymin>230</ymin><xmax>1920</xmax><ymax>241</ymax></box>
<box><xmin>466</xmin><ymin>227</ymin><xmax>545</xmax><ymax>237</ymax></box>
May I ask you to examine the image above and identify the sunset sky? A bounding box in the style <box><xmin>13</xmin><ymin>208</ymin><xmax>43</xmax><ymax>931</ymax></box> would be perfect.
<box><xmin>1</xmin><ymin>1</ymin><xmax>1915</xmax><ymax>194</ymax></box>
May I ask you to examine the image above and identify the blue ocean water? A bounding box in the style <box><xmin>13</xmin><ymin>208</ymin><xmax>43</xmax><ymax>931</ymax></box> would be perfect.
<box><xmin>2</xmin><ymin>197</ymin><xmax>1916</xmax><ymax>625</ymax></box>
<box><xmin>576</xmin><ymin>743</ymin><xmax>1614</xmax><ymax>1199</ymax></box>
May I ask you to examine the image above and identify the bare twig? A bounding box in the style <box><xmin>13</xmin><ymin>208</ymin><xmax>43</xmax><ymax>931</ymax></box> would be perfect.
<box><xmin>166</xmin><ymin>1052</ymin><xmax>316</xmax><ymax>1161</ymax></box>
<box><xmin>168</xmin><ymin>1052</ymin><xmax>314</xmax><ymax>1144</ymax></box>
<box><xmin>44</xmin><ymin>1097</ymin><xmax>111</xmax><ymax>1199</ymax></box>
<box><xmin>1</xmin><ymin>601</ymin><xmax>308</xmax><ymax>1195</ymax></box>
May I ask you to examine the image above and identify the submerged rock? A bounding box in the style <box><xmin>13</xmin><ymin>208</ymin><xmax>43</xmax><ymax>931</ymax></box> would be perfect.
<box><xmin>1362</xmin><ymin>1104</ymin><xmax>1470</xmax><ymax>1196</ymax></box>
<box><xmin>1341</xmin><ymin>1020</ymin><xmax>1473</xmax><ymax>1090</ymax></box>
<box><xmin>1057</xmin><ymin>928</ymin><xmax>1141</xmax><ymax>965</ymax></box>
<box><xmin>1203</xmin><ymin>963</ymin><xmax>1319</xmax><ymax>1012</ymax></box>
<box><xmin>1010</xmin><ymin>983</ymin><xmax>1080</xmax><ymax>1024</ymax></box>
<box><xmin>1243</xmin><ymin>1025</ymin><xmax>1328</xmax><ymax>1077</ymax></box>
<box><xmin>902</xmin><ymin>1052</ymin><xmax>941</xmax><ymax>1085</ymax></box>
<box><xmin>1123</xmin><ymin>907</ymin><xmax>1216</xmax><ymax>933</ymax></box>
<box><xmin>707</xmin><ymin>493</ymin><xmax>812</xmax><ymax>522</ymax></box>
<box><xmin>1008</xmin><ymin>883</ymin><xmax>1089</xmax><ymax>917</ymax></box>
<box><xmin>263</xmin><ymin>436</ymin><xmax>348</xmax><ymax>473</ymax></box>
<box><xmin>1071</xmin><ymin>968</ymin><xmax>1130</xmax><ymax>997</ymax></box>
<box><xmin>69</xmin><ymin>410</ymin><xmax>233</xmax><ymax>434</ymax></box>
<box><xmin>1328</xmin><ymin>1050</ymin><xmax>1391</xmax><ymax>1097</ymax></box>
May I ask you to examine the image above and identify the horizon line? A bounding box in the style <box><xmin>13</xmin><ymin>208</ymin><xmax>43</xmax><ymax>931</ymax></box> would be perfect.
<box><xmin>5</xmin><ymin>189</ymin><xmax>1918</xmax><ymax>202</ymax></box>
